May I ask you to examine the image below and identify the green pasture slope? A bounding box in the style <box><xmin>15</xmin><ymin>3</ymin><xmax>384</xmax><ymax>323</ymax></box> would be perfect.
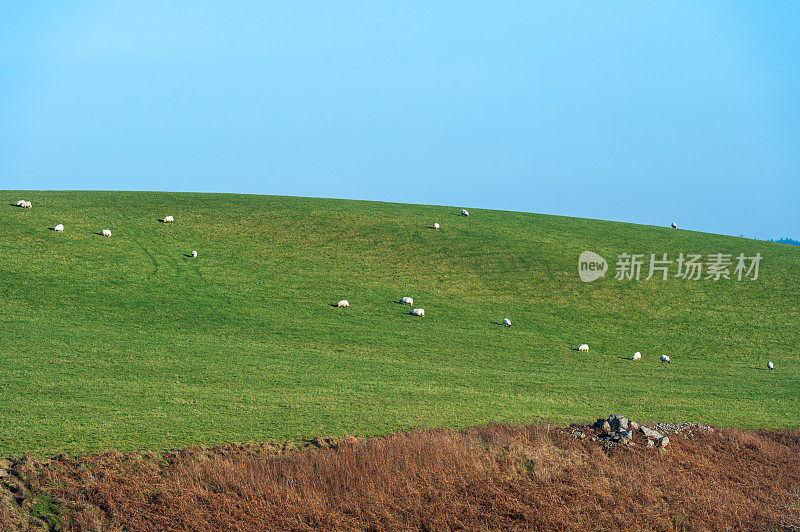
<box><xmin>1</xmin><ymin>191</ymin><xmax>798</xmax><ymax>453</ymax></box>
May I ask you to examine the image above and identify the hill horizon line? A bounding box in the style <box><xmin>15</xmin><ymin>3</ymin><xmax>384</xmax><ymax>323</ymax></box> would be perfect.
<box><xmin>4</xmin><ymin>189</ymin><xmax>788</xmax><ymax>242</ymax></box>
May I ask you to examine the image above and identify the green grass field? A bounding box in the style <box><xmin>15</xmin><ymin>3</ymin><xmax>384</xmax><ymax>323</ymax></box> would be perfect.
<box><xmin>1</xmin><ymin>191</ymin><xmax>798</xmax><ymax>453</ymax></box>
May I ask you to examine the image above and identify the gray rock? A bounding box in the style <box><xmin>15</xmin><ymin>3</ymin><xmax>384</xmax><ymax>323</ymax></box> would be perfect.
<box><xmin>659</xmin><ymin>436</ymin><xmax>670</xmax><ymax>448</ymax></box>
<box><xmin>647</xmin><ymin>439</ymin><xmax>655</xmax><ymax>448</ymax></box>
<box><xmin>609</xmin><ymin>413</ymin><xmax>629</xmax><ymax>430</ymax></box>
<box><xmin>599</xmin><ymin>421</ymin><xmax>611</xmax><ymax>434</ymax></box>
<box><xmin>629</xmin><ymin>421</ymin><xmax>640</xmax><ymax>431</ymax></box>
<box><xmin>642</xmin><ymin>427</ymin><xmax>663</xmax><ymax>440</ymax></box>
<box><xmin>571</xmin><ymin>429</ymin><xmax>585</xmax><ymax>440</ymax></box>
<box><xmin>622</xmin><ymin>430</ymin><xmax>634</xmax><ymax>440</ymax></box>
<box><xmin>0</xmin><ymin>469</ymin><xmax>6</xmax><ymax>477</ymax></box>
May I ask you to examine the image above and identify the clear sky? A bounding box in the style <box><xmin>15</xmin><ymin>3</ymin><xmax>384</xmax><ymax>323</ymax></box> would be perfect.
<box><xmin>1</xmin><ymin>2</ymin><xmax>797</xmax><ymax>239</ymax></box>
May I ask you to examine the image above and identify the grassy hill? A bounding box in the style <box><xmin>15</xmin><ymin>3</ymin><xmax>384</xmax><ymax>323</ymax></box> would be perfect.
<box><xmin>1</xmin><ymin>191</ymin><xmax>798</xmax><ymax>453</ymax></box>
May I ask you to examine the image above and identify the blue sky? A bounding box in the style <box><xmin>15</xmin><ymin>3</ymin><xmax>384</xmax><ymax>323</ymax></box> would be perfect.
<box><xmin>1</xmin><ymin>2</ymin><xmax>797</xmax><ymax>239</ymax></box>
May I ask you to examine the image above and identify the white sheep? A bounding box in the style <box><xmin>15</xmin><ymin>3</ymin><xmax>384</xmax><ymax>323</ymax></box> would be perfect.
<box><xmin>162</xmin><ymin>215</ymin><xmax>174</xmax><ymax>223</ymax></box>
<box><xmin>336</xmin><ymin>300</ymin><xmax>349</xmax><ymax>308</ymax></box>
<box><xmin>190</xmin><ymin>250</ymin><xmax>198</xmax><ymax>258</ymax></box>
<box><xmin>101</xmin><ymin>229</ymin><xmax>112</xmax><ymax>237</ymax></box>
<box><xmin>461</xmin><ymin>209</ymin><xmax>469</xmax><ymax>217</ymax></box>
<box><xmin>767</xmin><ymin>361</ymin><xmax>774</xmax><ymax>370</ymax></box>
<box><xmin>578</xmin><ymin>344</ymin><xmax>589</xmax><ymax>352</ymax></box>
<box><xmin>16</xmin><ymin>200</ymin><xmax>25</xmax><ymax>206</ymax></box>
<box><xmin>22</xmin><ymin>201</ymin><xmax>32</xmax><ymax>209</ymax></box>
<box><xmin>660</xmin><ymin>355</ymin><xmax>670</xmax><ymax>363</ymax></box>
<box><xmin>400</xmin><ymin>297</ymin><xmax>413</xmax><ymax>305</ymax></box>
<box><xmin>433</xmin><ymin>222</ymin><xmax>440</xmax><ymax>230</ymax></box>
<box><xmin>502</xmin><ymin>317</ymin><xmax>511</xmax><ymax>327</ymax></box>
<box><xmin>54</xmin><ymin>224</ymin><xmax>64</xmax><ymax>232</ymax></box>
<box><xmin>671</xmin><ymin>222</ymin><xmax>677</xmax><ymax>229</ymax></box>
<box><xmin>633</xmin><ymin>352</ymin><xmax>641</xmax><ymax>361</ymax></box>
<box><xmin>411</xmin><ymin>308</ymin><xmax>425</xmax><ymax>316</ymax></box>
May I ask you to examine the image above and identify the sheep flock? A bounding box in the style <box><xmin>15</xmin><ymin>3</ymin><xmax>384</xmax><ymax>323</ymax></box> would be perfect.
<box><xmin>10</xmin><ymin>200</ymin><xmax>776</xmax><ymax>372</ymax></box>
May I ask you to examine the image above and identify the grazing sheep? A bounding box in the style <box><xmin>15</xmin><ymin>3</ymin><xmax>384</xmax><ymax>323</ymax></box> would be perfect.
<box><xmin>190</xmin><ymin>250</ymin><xmax>198</xmax><ymax>258</ymax></box>
<box><xmin>101</xmin><ymin>229</ymin><xmax>112</xmax><ymax>237</ymax></box>
<box><xmin>767</xmin><ymin>361</ymin><xmax>774</xmax><ymax>370</ymax></box>
<box><xmin>162</xmin><ymin>215</ymin><xmax>174</xmax><ymax>223</ymax></box>
<box><xmin>16</xmin><ymin>200</ymin><xmax>25</xmax><ymax>206</ymax></box>
<box><xmin>411</xmin><ymin>308</ymin><xmax>425</xmax><ymax>317</ymax></box>
<box><xmin>671</xmin><ymin>222</ymin><xmax>677</xmax><ymax>229</ymax></box>
<box><xmin>400</xmin><ymin>297</ymin><xmax>413</xmax><ymax>305</ymax></box>
<box><xmin>54</xmin><ymin>224</ymin><xmax>64</xmax><ymax>232</ymax></box>
<box><xmin>633</xmin><ymin>352</ymin><xmax>641</xmax><ymax>360</ymax></box>
<box><xmin>336</xmin><ymin>300</ymin><xmax>349</xmax><ymax>308</ymax></box>
<box><xmin>578</xmin><ymin>344</ymin><xmax>589</xmax><ymax>352</ymax></box>
<box><xmin>433</xmin><ymin>222</ymin><xmax>440</xmax><ymax>230</ymax></box>
<box><xmin>502</xmin><ymin>317</ymin><xmax>511</xmax><ymax>327</ymax></box>
<box><xmin>22</xmin><ymin>201</ymin><xmax>32</xmax><ymax>209</ymax></box>
<box><xmin>660</xmin><ymin>355</ymin><xmax>671</xmax><ymax>363</ymax></box>
<box><xmin>461</xmin><ymin>209</ymin><xmax>469</xmax><ymax>217</ymax></box>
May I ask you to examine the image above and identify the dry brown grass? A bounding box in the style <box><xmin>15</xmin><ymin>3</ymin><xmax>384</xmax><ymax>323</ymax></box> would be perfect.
<box><xmin>3</xmin><ymin>424</ymin><xmax>799</xmax><ymax>530</ymax></box>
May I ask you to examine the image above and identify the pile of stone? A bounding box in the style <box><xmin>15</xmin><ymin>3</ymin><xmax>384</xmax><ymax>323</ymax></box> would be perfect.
<box><xmin>650</xmin><ymin>422</ymin><xmax>713</xmax><ymax>438</ymax></box>
<box><xmin>570</xmin><ymin>413</ymin><xmax>674</xmax><ymax>450</ymax></box>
